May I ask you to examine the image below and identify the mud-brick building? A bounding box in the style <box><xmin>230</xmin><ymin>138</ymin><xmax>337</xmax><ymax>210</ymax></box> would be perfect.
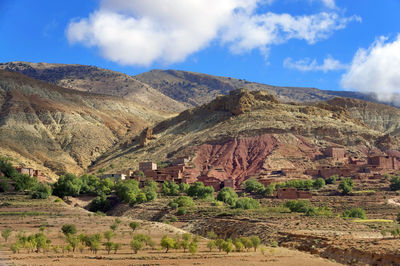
<box><xmin>367</xmin><ymin>156</ymin><xmax>400</xmax><ymax>170</ymax></box>
<box><xmin>323</xmin><ymin>146</ymin><xmax>345</xmax><ymax>159</ymax></box>
<box><xmin>277</xmin><ymin>188</ymin><xmax>312</xmax><ymax>199</ymax></box>
<box><xmin>139</xmin><ymin>162</ymin><xmax>157</xmax><ymax>172</ymax></box>
<box><xmin>197</xmin><ymin>175</ymin><xmax>221</xmax><ymax>191</ymax></box>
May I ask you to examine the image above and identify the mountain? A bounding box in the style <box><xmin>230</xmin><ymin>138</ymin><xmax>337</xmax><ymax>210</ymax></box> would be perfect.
<box><xmin>135</xmin><ymin>69</ymin><xmax>378</xmax><ymax>107</ymax></box>
<box><xmin>0</xmin><ymin>69</ymin><xmax>170</xmax><ymax>178</ymax></box>
<box><xmin>92</xmin><ymin>89</ymin><xmax>392</xmax><ymax>185</ymax></box>
<box><xmin>0</xmin><ymin>62</ymin><xmax>186</xmax><ymax>113</ymax></box>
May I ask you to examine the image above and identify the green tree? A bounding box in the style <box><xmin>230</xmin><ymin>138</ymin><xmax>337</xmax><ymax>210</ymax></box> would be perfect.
<box><xmin>104</xmin><ymin>230</ymin><xmax>115</xmax><ymax>241</ymax></box>
<box><xmin>161</xmin><ymin>235</ymin><xmax>176</xmax><ymax>253</ymax></box>
<box><xmin>207</xmin><ymin>240</ymin><xmax>216</xmax><ymax>252</ymax></box>
<box><xmin>52</xmin><ymin>173</ymin><xmax>82</xmax><ymax>198</ymax></box>
<box><xmin>187</xmin><ymin>182</ymin><xmax>214</xmax><ymax>199</ymax></box>
<box><xmin>240</xmin><ymin>237</ymin><xmax>253</xmax><ymax>251</ymax></box>
<box><xmin>61</xmin><ymin>224</ymin><xmax>77</xmax><ymax>236</ymax></box>
<box><xmin>217</xmin><ymin>187</ymin><xmax>238</xmax><ymax>206</ymax></box>
<box><xmin>390</xmin><ymin>176</ymin><xmax>400</xmax><ymax>191</ymax></box>
<box><xmin>243</xmin><ymin>178</ymin><xmax>265</xmax><ymax>194</ymax></box>
<box><xmin>129</xmin><ymin>222</ymin><xmax>140</xmax><ymax>232</ymax></box>
<box><xmin>250</xmin><ymin>235</ymin><xmax>260</xmax><ymax>251</ymax></box>
<box><xmin>169</xmin><ymin>196</ymin><xmax>195</xmax><ymax>208</ymax></box>
<box><xmin>342</xmin><ymin>208</ymin><xmax>366</xmax><ymax>219</ymax></box>
<box><xmin>233</xmin><ymin>239</ymin><xmax>244</xmax><ymax>252</ymax></box>
<box><xmin>89</xmin><ymin>195</ymin><xmax>111</xmax><ymax>212</ymax></box>
<box><xmin>162</xmin><ymin>181</ymin><xmax>180</xmax><ymax>196</ymax></box>
<box><xmin>313</xmin><ymin>178</ymin><xmax>326</xmax><ymax>190</ymax></box>
<box><xmin>222</xmin><ymin>239</ymin><xmax>233</xmax><ymax>254</ymax></box>
<box><xmin>130</xmin><ymin>239</ymin><xmax>143</xmax><ymax>254</ymax></box>
<box><xmin>104</xmin><ymin>241</ymin><xmax>114</xmax><ymax>254</ymax></box>
<box><xmin>235</xmin><ymin>197</ymin><xmax>260</xmax><ymax>209</ymax></box>
<box><xmin>31</xmin><ymin>183</ymin><xmax>52</xmax><ymax>199</ymax></box>
<box><xmin>110</xmin><ymin>223</ymin><xmax>118</xmax><ymax>232</ymax></box>
<box><xmin>66</xmin><ymin>235</ymin><xmax>79</xmax><ymax>252</ymax></box>
<box><xmin>189</xmin><ymin>241</ymin><xmax>198</xmax><ymax>254</ymax></box>
<box><xmin>215</xmin><ymin>239</ymin><xmax>225</xmax><ymax>252</ymax></box>
<box><xmin>338</xmin><ymin>178</ymin><xmax>354</xmax><ymax>195</ymax></box>
<box><xmin>1</xmin><ymin>228</ymin><xmax>12</xmax><ymax>242</ymax></box>
<box><xmin>113</xmin><ymin>242</ymin><xmax>121</xmax><ymax>254</ymax></box>
<box><xmin>326</xmin><ymin>175</ymin><xmax>338</xmax><ymax>184</ymax></box>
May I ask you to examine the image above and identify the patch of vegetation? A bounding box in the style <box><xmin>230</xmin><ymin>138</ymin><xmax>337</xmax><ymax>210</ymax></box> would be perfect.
<box><xmin>389</xmin><ymin>176</ymin><xmax>400</xmax><ymax>191</ymax></box>
<box><xmin>326</xmin><ymin>175</ymin><xmax>338</xmax><ymax>184</ymax></box>
<box><xmin>187</xmin><ymin>182</ymin><xmax>214</xmax><ymax>199</ymax></box>
<box><xmin>338</xmin><ymin>178</ymin><xmax>354</xmax><ymax>195</ymax></box>
<box><xmin>0</xmin><ymin>211</ymin><xmax>46</xmax><ymax>216</ymax></box>
<box><xmin>216</xmin><ymin>187</ymin><xmax>238</xmax><ymax>206</ymax></box>
<box><xmin>234</xmin><ymin>197</ymin><xmax>260</xmax><ymax>209</ymax></box>
<box><xmin>342</xmin><ymin>208</ymin><xmax>367</xmax><ymax>219</ymax></box>
<box><xmin>283</xmin><ymin>200</ymin><xmax>332</xmax><ymax>217</ymax></box>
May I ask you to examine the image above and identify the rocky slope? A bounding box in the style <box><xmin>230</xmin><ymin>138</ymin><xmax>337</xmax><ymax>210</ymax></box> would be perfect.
<box><xmin>325</xmin><ymin>97</ymin><xmax>400</xmax><ymax>136</ymax></box>
<box><xmin>92</xmin><ymin>89</ymin><xmax>391</xmax><ymax>185</ymax></box>
<box><xmin>0</xmin><ymin>62</ymin><xmax>186</xmax><ymax>113</ymax></box>
<box><xmin>0</xmin><ymin>70</ymin><xmax>169</xmax><ymax>178</ymax></box>
<box><xmin>135</xmin><ymin>69</ymin><xmax>378</xmax><ymax>107</ymax></box>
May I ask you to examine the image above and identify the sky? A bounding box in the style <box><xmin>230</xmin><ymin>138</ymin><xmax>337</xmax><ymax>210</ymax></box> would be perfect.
<box><xmin>0</xmin><ymin>0</ymin><xmax>400</xmax><ymax>101</ymax></box>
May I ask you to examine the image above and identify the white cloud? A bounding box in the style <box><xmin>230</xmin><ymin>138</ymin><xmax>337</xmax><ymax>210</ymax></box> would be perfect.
<box><xmin>67</xmin><ymin>0</ymin><xmax>360</xmax><ymax>66</ymax></box>
<box><xmin>341</xmin><ymin>35</ymin><xmax>400</xmax><ymax>103</ymax></box>
<box><xmin>283</xmin><ymin>56</ymin><xmax>348</xmax><ymax>72</ymax></box>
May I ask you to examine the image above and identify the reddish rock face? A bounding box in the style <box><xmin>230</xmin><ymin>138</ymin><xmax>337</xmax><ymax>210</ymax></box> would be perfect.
<box><xmin>193</xmin><ymin>134</ymin><xmax>279</xmax><ymax>185</ymax></box>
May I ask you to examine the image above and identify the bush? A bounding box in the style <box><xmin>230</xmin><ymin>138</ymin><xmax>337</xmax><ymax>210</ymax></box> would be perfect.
<box><xmin>0</xmin><ymin>179</ymin><xmax>11</xmax><ymax>192</ymax></box>
<box><xmin>326</xmin><ymin>175</ymin><xmax>338</xmax><ymax>184</ymax></box>
<box><xmin>342</xmin><ymin>208</ymin><xmax>367</xmax><ymax>219</ymax></box>
<box><xmin>313</xmin><ymin>178</ymin><xmax>326</xmax><ymax>190</ymax></box>
<box><xmin>305</xmin><ymin>206</ymin><xmax>333</xmax><ymax>217</ymax></box>
<box><xmin>61</xmin><ymin>224</ymin><xmax>77</xmax><ymax>236</ymax></box>
<box><xmin>338</xmin><ymin>178</ymin><xmax>354</xmax><ymax>195</ymax></box>
<box><xmin>187</xmin><ymin>182</ymin><xmax>214</xmax><ymax>199</ymax></box>
<box><xmin>52</xmin><ymin>173</ymin><xmax>82</xmax><ymax>198</ymax></box>
<box><xmin>283</xmin><ymin>200</ymin><xmax>311</xmax><ymax>213</ymax></box>
<box><xmin>243</xmin><ymin>178</ymin><xmax>265</xmax><ymax>193</ymax></box>
<box><xmin>390</xmin><ymin>176</ymin><xmax>400</xmax><ymax>191</ymax></box>
<box><xmin>161</xmin><ymin>235</ymin><xmax>176</xmax><ymax>253</ymax></box>
<box><xmin>89</xmin><ymin>195</ymin><xmax>111</xmax><ymax>212</ymax></box>
<box><xmin>397</xmin><ymin>212</ymin><xmax>400</xmax><ymax>224</ymax></box>
<box><xmin>129</xmin><ymin>222</ymin><xmax>140</xmax><ymax>232</ymax></box>
<box><xmin>13</xmin><ymin>174</ymin><xmax>38</xmax><ymax>192</ymax></box>
<box><xmin>162</xmin><ymin>181</ymin><xmax>180</xmax><ymax>196</ymax></box>
<box><xmin>216</xmin><ymin>187</ymin><xmax>238</xmax><ymax>206</ymax></box>
<box><xmin>31</xmin><ymin>183</ymin><xmax>52</xmax><ymax>199</ymax></box>
<box><xmin>169</xmin><ymin>196</ymin><xmax>195</xmax><ymax>208</ymax></box>
<box><xmin>234</xmin><ymin>197</ymin><xmax>260</xmax><ymax>209</ymax></box>
<box><xmin>179</xmin><ymin>183</ymin><xmax>190</xmax><ymax>193</ymax></box>
<box><xmin>177</xmin><ymin>207</ymin><xmax>187</xmax><ymax>215</ymax></box>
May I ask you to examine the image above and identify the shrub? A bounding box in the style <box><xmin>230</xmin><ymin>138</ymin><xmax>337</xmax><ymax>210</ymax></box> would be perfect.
<box><xmin>179</xmin><ymin>183</ymin><xmax>190</xmax><ymax>193</ymax></box>
<box><xmin>0</xmin><ymin>179</ymin><xmax>11</xmax><ymax>192</ymax></box>
<box><xmin>342</xmin><ymin>208</ymin><xmax>367</xmax><ymax>219</ymax></box>
<box><xmin>326</xmin><ymin>175</ymin><xmax>338</xmax><ymax>184</ymax></box>
<box><xmin>177</xmin><ymin>207</ymin><xmax>187</xmax><ymax>215</ymax></box>
<box><xmin>61</xmin><ymin>224</ymin><xmax>77</xmax><ymax>236</ymax></box>
<box><xmin>235</xmin><ymin>197</ymin><xmax>260</xmax><ymax>210</ymax></box>
<box><xmin>169</xmin><ymin>196</ymin><xmax>195</xmax><ymax>208</ymax></box>
<box><xmin>162</xmin><ymin>181</ymin><xmax>180</xmax><ymax>196</ymax></box>
<box><xmin>89</xmin><ymin>195</ymin><xmax>111</xmax><ymax>212</ymax></box>
<box><xmin>187</xmin><ymin>182</ymin><xmax>214</xmax><ymax>199</ymax></box>
<box><xmin>397</xmin><ymin>212</ymin><xmax>400</xmax><ymax>224</ymax></box>
<box><xmin>243</xmin><ymin>178</ymin><xmax>264</xmax><ymax>193</ymax></box>
<box><xmin>52</xmin><ymin>173</ymin><xmax>82</xmax><ymax>198</ymax></box>
<box><xmin>216</xmin><ymin>187</ymin><xmax>238</xmax><ymax>206</ymax></box>
<box><xmin>313</xmin><ymin>178</ymin><xmax>326</xmax><ymax>190</ymax></box>
<box><xmin>31</xmin><ymin>183</ymin><xmax>52</xmax><ymax>199</ymax></box>
<box><xmin>115</xmin><ymin>180</ymin><xmax>140</xmax><ymax>204</ymax></box>
<box><xmin>338</xmin><ymin>178</ymin><xmax>354</xmax><ymax>195</ymax></box>
<box><xmin>262</xmin><ymin>183</ymin><xmax>276</xmax><ymax>196</ymax></box>
<box><xmin>390</xmin><ymin>176</ymin><xmax>400</xmax><ymax>191</ymax></box>
<box><xmin>207</xmin><ymin>240</ymin><xmax>216</xmax><ymax>252</ymax></box>
<box><xmin>305</xmin><ymin>206</ymin><xmax>333</xmax><ymax>217</ymax></box>
<box><xmin>283</xmin><ymin>200</ymin><xmax>311</xmax><ymax>213</ymax></box>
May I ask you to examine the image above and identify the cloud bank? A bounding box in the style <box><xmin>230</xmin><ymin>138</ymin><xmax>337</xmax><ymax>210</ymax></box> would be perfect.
<box><xmin>341</xmin><ymin>35</ymin><xmax>400</xmax><ymax>103</ymax></box>
<box><xmin>283</xmin><ymin>56</ymin><xmax>347</xmax><ymax>72</ymax></box>
<box><xmin>67</xmin><ymin>0</ymin><xmax>359</xmax><ymax>66</ymax></box>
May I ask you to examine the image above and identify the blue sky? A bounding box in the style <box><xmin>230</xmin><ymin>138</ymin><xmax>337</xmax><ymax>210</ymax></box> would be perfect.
<box><xmin>1</xmin><ymin>0</ymin><xmax>399</xmax><ymax>98</ymax></box>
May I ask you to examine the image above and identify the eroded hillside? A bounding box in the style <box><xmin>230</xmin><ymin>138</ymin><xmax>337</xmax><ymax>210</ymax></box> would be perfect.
<box><xmin>92</xmin><ymin>89</ymin><xmax>391</xmax><ymax>185</ymax></box>
<box><xmin>0</xmin><ymin>70</ymin><xmax>170</xmax><ymax>178</ymax></box>
<box><xmin>0</xmin><ymin>62</ymin><xmax>186</xmax><ymax>113</ymax></box>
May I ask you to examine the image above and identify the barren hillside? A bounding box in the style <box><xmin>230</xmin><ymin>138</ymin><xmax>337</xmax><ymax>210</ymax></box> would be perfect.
<box><xmin>0</xmin><ymin>62</ymin><xmax>186</xmax><ymax>113</ymax></box>
<box><xmin>0</xmin><ymin>70</ymin><xmax>170</xmax><ymax>178</ymax></box>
